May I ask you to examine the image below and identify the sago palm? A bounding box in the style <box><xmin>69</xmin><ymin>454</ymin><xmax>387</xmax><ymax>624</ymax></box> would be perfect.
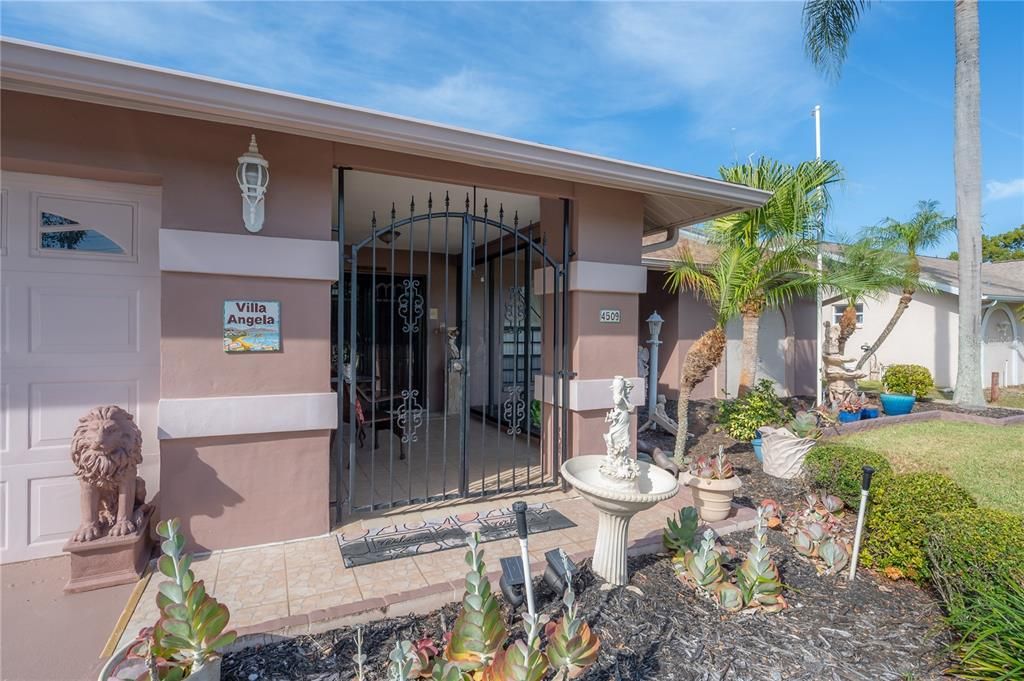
<box><xmin>666</xmin><ymin>242</ymin><xmax>813</xmax><ymax>462</ymax></box>
<box><xmin>710</xmin><ymin>156</ymin><xmax>842</xmax><ymax>395</ymax></box>
<box><xmin>854</xmin><ymin>200</ymin><xmax>955</xmax><ymax>370</ymax></box>
<box><xmin>802</xmin><ymin>0</ymin><xmax>985</xmax><ymax>405</ymax></box>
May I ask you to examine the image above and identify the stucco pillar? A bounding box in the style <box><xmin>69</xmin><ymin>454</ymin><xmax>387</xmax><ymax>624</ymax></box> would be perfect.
<box><xmin>535</xmin><ymin>188</ymin><xmax>647</xmax><ymax>471</ymax></box>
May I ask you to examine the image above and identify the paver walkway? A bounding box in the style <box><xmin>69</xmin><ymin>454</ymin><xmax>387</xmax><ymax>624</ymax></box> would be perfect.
<box><xmin>115</xmin><ymin>487</ymin><xmax>756</xmax><ymax>652</ymax></box>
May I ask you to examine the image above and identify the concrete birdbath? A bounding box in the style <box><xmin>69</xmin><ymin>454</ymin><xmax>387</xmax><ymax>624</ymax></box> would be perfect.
<box><xmin>560</xmin><ymin>377</ymin><xmax>679</xmax><ymax>586</ymax></box>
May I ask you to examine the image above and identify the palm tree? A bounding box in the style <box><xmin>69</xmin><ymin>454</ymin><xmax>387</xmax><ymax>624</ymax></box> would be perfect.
<box><xmin>821</xmin><ymin>236</ymin><xmax>910</xmax><ymax>354</ymax></box>
<box><xmin>664</xmin><ymin>244</ymin><xmax>769</xmax><ymax>462</ymax></box>
<box><xmin>710</xmin><ymin>157</ymin><xmax>843</xmax><ymax>395</ymax></box>
<box><xmin>802</xmin><ymin>0</ymin><xmax>985</xmax><ymax>405</ymax></box>
<box><xmin>854</xmin><ymin>200</ymin><xmax>955</xmax><ymax>370</ymax></box>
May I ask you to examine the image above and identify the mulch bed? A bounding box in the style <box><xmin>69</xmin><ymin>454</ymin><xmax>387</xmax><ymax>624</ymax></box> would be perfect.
<box><xmin>223</xmin><ymin>398</ymin><xmax>953</xmax><ymax>680</ymax></box>
<box><xmin>223</xmin><ymin>537</ymin><xmax>950</xmax><ymax>680</ymax></box>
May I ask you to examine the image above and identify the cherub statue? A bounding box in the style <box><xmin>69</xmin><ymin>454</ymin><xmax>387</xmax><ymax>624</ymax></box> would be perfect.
<box><xmin>599</xmin><ymin>376</ymin><xmax>640</xmax><ymax>483</ymax></box>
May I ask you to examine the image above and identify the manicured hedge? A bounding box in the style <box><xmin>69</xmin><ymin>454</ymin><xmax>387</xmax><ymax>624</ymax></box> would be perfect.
<box><xmin>861</xmin><ymin>472</ymin><xmax>976</xmax><ymax>583</ymax></box>
<box><xmin>804</xmin><ymin>443</ymin><xmax>893</xmax><ymax>509</ymax></box>
<box><xmin>928</xmin><ymin>507</ymin><xmax>1024</xmax><ymax>598</ymax></box>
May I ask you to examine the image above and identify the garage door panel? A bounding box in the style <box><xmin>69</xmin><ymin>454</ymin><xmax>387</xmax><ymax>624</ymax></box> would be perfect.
<box><xmin>1</xmin><ymin>173</ymin><xmax>160</xmax><ymax>564</ymax></box>
<box><xmin>30</xmin><ymin>285</ymin><xmax>139</xmax><ymax>354</ymax></box>
<box><xmin>30</xmin><ymin>379</ymin><xmax>139</xmax><ymax>450</ymax></box>
<box><xmin>29</xmin><ymin>474</ymin><xmax>80</xmax><ymax>547</ymax></box>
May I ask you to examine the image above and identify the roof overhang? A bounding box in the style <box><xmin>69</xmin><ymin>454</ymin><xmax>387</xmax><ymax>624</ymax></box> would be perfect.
<box><xmin>0</xmin><ymin>38</ymin><xmax>770</xmax><ymax>232</ymax></box>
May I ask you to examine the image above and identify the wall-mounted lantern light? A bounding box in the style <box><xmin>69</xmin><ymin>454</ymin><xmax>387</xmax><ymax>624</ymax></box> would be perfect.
<box><xmin>236</xmin><ymin>134</ymin><xmax>270</xmax><ymax>233</ymax></box>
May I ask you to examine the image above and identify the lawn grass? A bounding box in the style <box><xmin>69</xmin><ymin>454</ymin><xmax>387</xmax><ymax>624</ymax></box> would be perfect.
<box><xmin>986</xmin><ymin>386</ymin><xmax>1024</xmax><ymax>409</ymax></box>
<box><xmin>840</xmin><ymin>421</ymin><xmax>1024</xmax><ymax>515</ymax></box>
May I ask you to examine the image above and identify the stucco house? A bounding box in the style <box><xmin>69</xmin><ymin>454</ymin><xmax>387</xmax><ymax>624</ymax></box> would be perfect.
<box><xmin>0</xmin><ymin>39</ymin><xmax>771</xmax><ymax>564</ymax></box>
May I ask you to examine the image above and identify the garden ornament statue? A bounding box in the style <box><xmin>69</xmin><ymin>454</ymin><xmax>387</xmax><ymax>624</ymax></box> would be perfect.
<box><xmin>822</xmin><ymin>322</ymin><xmax>867</xmax><ymax>403</ymax></box>
<box><xmin>561</xmin><ymin>376</ymin><xmax>679</xmax><ymax>586</ymax></box>
<box><xmin>63</xmin><ymin>405</ymin><xmax>153</xmax><ymax>593</ymax></box>
<box><xmin>446</xmin><ymin>326</ymin><xmax>464</xmax><ymax>416</ymax></box>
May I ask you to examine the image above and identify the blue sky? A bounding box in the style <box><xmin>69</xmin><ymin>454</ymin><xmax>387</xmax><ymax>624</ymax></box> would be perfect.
<box><xmin>3</xmin><ymin>1</ymin><xmax>1022</xmax><ymax>256</ymax></box>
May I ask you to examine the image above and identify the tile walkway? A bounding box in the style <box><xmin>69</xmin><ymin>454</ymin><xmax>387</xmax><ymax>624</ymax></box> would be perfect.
<box><xmin>115</xmin><ymin>487</ymin><xmax>757</xmax><ymax>651</ymax></box>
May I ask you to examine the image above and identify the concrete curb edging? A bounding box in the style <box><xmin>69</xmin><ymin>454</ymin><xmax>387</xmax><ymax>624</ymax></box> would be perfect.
<box><xmin>222</xmin><ymin>506</ymin><xmax>759</xmax><ymax>653</ymax></box>
<box><xmin>825</xmin><ymin>408</ymin><xmax>1024</xmax><ymax>437</ymax></box>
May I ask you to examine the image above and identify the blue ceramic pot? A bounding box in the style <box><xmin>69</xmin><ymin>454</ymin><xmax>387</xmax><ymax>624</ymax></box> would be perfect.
<box><xmin>752</xmin><ymin>437</ymin><xmax>763</xmax><ymax>463</ymax></box>
<box><xmin>837</xmin><ymin>410</ymin><xmax>862</xmax><ymax>423</ymax></box>
<box><xmin>880</xmin><ymin>393</ymin><xmax>916</xmax><ymax>416</ymax></box>
<box><xmin>861</xmin><ymin>407</ymin><xmax>880</xmax><ymax>419</ymax></box>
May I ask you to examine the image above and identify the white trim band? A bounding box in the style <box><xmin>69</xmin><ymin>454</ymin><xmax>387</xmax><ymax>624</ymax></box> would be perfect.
<box><xmin>160</xmin><ymin>228</ymin><xmax>339</xmax><ymax>281</ymax></box>
<box><xmin>533</xmin><ymin>261</ymin><xmax>647</xmax><ymax>294</ymax></box>
<box><xmin>158</xmin><ymin>392</ymin><xmax>337</xmax><ymax>439</ymax></box>
<box><xmin>534</xmin><ymin>376</ymin><xmax>646</xmax><ymax>412</ymax></box>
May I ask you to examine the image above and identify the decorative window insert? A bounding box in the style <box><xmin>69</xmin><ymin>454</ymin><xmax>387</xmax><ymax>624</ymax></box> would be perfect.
<box><xmin>39</xmin><ymin>212</ymin><xmax>126</xmax><ymax>254</ymax></box>
<box><xmin>833</xmin><ymin>303</ymin><xmax>864</xmax><ymax>327</ymax></box>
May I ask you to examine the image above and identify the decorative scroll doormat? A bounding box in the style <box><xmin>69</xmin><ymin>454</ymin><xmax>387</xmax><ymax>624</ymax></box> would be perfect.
<box><xmin>336</xmin><ymin>503</ymin><xmax>576</xmax><ymax>567</ymax></box>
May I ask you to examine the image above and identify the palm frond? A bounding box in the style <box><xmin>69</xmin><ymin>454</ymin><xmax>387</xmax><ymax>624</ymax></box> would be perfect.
<box><xmin>803</xmin><ymin>0</ymin><xmax>871</xmax><ymax>78</ymax></box>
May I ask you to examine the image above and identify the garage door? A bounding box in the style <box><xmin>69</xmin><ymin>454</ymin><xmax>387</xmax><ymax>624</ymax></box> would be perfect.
<box><xmin>0</xmin><ymin>173</ymin><xmax>161</xmax><ymax>563</ymax></box>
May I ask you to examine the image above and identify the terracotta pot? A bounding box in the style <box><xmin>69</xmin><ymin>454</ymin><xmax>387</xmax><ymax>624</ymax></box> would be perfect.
<box><xmin>99</xmin><ymin>643</ymin><xmax>222</xmax><ymax>681</ymax></box>
<box><xmin>681</xmin><ymin>472</ymin><xmax>742</xmax><ymax>522</ymax></box>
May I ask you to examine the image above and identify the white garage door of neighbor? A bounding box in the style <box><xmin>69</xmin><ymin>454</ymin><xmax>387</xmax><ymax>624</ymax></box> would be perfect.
<box><xmin>1</xmin><ymin>173</ymin><xmax>161</xmax><ymax>564</ymax></box>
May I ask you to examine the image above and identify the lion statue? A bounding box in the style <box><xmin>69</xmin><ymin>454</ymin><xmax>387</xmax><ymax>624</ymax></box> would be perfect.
<box><xmin>69</xmin><ymin>405</ymin><xmax>148</xmax><ymax>543</ymax></box>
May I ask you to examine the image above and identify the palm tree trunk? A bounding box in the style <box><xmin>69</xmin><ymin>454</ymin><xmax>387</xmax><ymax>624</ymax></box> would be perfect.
<box><xmin>837</xmin><ymin>303</ymin><xmax>859</xmax><ymax>354</ymax></box>
<box><xmin>737</xmin><ymin>312</ymin><xmax>761</xmax><ymax>396</ymax></box>
<box><xmin>674</xmin><ymin>326</ymin><xmax>727</xmax><ymax>463</ymax></box>
<box><xmin>856</xmin><ymin>291</ymin><xmax>913</xmax><ymax>370</ymax></box>
<box><xmin>952</xmin><ymin>0</ymin><xmax>986</xmax><ymax>407</ymax></box>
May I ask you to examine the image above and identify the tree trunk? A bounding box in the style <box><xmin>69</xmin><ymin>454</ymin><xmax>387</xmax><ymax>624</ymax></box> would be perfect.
<box><xmin>737</xmin><ymin>312</ymin><xmax>761</xmax><ymax>396</ymax></box>
<box><xmin>856</xmin><ymin>291</ymin><xmax>913</xmax><ymax>370</ymax></box>
<box><xmin>837</xmin><ymin>303</ymin><xmax>859</xmax><ymax>354</ymax></box>
<box><xmin>952</xmin><ymin>0</ymin><xmax>986</xmax><ymax>407</ymax></box>
<box><xmin>674</xmin><ymin>326</ymin><xmax>727</xmax><ymax>463</ymax></box>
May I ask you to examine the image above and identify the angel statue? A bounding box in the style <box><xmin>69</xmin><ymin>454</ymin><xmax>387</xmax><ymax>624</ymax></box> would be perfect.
<box><xmin>599</xmin><ymin>376</ymin><xmax>640</xmax><ymax>484</ymax></box>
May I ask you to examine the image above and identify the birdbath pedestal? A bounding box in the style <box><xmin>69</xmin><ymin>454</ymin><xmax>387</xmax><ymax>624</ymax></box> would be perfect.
<box><xmin>561</xmin><ymin>455</ymin><xmax>679</xmax><ymax>585</ymax></box>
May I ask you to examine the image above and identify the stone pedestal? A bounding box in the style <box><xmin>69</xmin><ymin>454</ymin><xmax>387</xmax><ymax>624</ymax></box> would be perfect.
<box><xmin>63</xmin><ymin>505</ymin><xmax>154</xmax><ymax>594</ymax></box>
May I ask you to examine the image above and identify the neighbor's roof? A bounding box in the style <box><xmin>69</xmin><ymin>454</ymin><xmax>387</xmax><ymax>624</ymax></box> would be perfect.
<box><xmin>0</xmin><ymin>38</ymin><xmax>770</xmax><ymax>233</ymax></box>
<box><xmin>644</xmin><ymin>232</ymin><xmax>1024</xmax><ymax>300</ymax></box>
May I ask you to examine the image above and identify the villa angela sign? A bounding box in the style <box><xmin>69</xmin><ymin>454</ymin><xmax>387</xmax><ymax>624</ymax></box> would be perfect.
<box><xmin>224</xmin><ymin>300</ymin><xmax>281</xmax><ymax>352</ymax></box>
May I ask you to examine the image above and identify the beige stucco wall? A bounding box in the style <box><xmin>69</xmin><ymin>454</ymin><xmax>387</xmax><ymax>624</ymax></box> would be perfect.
<box><xmin>836</xmin><ymin>290</ymin><xmax>959</xmax><ymax>387</ymax></box>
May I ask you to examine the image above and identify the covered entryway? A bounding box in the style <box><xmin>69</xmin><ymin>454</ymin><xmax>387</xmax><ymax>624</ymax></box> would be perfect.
<box><xmin>334</xmin><ymin>171</ymin><xmax>570</xmax><ymax>514</ymax></box>
<box><xmin>982</xmin><ymin>304</ymin><xmax>1021</xmax><ymax>388</ymax></box>
<box><xmin>0</xmin><ymin>173</ymin><xmax>161</xmax><ymax>563</ymax></box>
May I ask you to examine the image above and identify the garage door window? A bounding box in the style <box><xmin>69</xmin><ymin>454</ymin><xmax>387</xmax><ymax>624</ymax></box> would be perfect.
<box><xmin>40</xmin><ymin>211</ymin><xmax>125</xmax><ymax>255</ymax></box>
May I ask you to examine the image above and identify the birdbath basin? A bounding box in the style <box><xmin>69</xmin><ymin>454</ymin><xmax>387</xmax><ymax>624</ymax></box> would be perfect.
<box><xmin>561</xmin><ymin>454</ymin><xmax>679</xmax><ymax>586</ymax></box>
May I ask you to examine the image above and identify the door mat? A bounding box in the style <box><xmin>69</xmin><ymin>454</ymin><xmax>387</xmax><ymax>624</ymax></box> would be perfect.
<box><xmin>337</xmin><ymin>503</ymin><xmax>576</xmax><ymax>567</ymax></box>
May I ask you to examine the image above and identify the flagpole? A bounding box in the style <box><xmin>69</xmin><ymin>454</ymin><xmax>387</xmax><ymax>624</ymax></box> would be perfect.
<box><xmin>813</xmin><ymin>105</ymin><xmax>824</xmax><ymax>407</ymax></box>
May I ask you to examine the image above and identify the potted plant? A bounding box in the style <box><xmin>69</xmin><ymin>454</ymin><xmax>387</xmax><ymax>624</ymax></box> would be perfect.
<box><xmin>99</xmin><ymin>518</ymin><xmax>236</xmax><ymax>681</ymax></box>
<box><xmin>880</xmin><ymin>364</ymin><xmax>933</xmax><ymax>416</ymax></box>
<box><xmin>682</xmin><ymin>447</ymin><xmax>742</xmax><ymax>522</ymax></box>
<box><xmin>860</xmin><ymin>393</ymin><xmax>880</xmax><ymax>419</ymax></box>
<box><xmin>759</xmin><ymin>411</ymin><xmax>822</xmax><ymax>479</ymax></box>
<box><xmin>836</xmin><ymin>392</ymin><xmax>865</xmax><ymax>423</ymax></box>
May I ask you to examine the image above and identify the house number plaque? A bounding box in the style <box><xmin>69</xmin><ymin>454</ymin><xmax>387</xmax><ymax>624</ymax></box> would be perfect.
<box><xmin>599</xmin><ymin>309</ymin><xmax>621</xmax><ymax>323</ymax></box>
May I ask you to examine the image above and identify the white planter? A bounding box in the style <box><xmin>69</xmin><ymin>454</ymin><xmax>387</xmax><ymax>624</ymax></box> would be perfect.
<box><xmin>681</xmin><ymin>473</ymin><xmax>742</xmax><ymax>522</ymax></box>
<box><xmin>99</xmin><ymin>642</ymin><xmax>222</xmax><ymax>681</ymax></box>
<box><xmin>759</xmin><ymin>427</ymin><xmax>817</xmax><ymax>479</ymax></box>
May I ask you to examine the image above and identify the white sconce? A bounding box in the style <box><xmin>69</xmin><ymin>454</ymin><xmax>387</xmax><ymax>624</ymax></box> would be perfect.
<box><xmin>236</xmin><ymin>134</ymin><xmax>270</xmax><ymax>233</ymax></box>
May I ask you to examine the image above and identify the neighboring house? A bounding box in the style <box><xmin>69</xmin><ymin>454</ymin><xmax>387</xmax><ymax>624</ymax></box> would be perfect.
<box><xmin>0</xmin><ymin>40</ymin><xmax>769</xmax><ymax>563</ymax></box>
<box><xmin>640</xmin><ymin>229</ymin><xmax>818</xmax><ymax>400</ymax></box>
<box><xmin>825</xmin><ymin>251</ymin><xmax>1024</xmax><ymax>389</ymax></box>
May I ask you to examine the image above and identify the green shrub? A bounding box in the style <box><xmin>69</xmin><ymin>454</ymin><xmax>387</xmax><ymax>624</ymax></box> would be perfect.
<box><xmin>718</xmin><ymin>379</ymin><xmax>789</xmax><ymax>441</ymax></box>
<box><xmin>882</xmin><ymin>364</ymin><xmax>934</xmax><ymax>399</ymax></box>
<box><xmin>804</xmin><ymin>443</ymin><xmax>893</xmax><ymax>509</ymax></box>
<box><xmin>861</xmin><ymin>472</ymin><xmax>975</xmax><ymax>583</ymax></box>
<box><xmin>928</xmin><ymin>507</ymin><xmax>1024</xmax><ymax>599</ymax></box>
<box><xmin>941</xmin><ymin>572</ymin><xmax>1024</xmax><ymax>681</ymax></box>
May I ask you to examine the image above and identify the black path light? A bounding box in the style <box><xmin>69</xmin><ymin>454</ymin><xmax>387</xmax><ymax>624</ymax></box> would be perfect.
<box><xmin>543</xmin><ymin>548</ymin><xmax>578</xmax><ymax>596</ymax></box>
<box><xmin>848</xmin><ymin>466</ymin><xmax>875</xmax><ymax>581</ymax></box>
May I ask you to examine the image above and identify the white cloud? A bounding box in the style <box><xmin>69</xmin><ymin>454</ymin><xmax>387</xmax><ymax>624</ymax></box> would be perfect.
<box><xmin>986</xmin><ymin>178</ymin><xmax>1024</xmax><ymax>201</ymax></box>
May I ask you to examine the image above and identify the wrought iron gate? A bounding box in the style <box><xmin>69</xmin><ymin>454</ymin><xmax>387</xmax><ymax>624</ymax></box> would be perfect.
<box><xmin>338</xmin><ymin>192</ymin><xmax>570</xmax><ymax>513</ymax></box>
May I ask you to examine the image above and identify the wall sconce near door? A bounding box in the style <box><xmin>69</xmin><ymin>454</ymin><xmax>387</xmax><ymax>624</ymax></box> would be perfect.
<box><xmin>236</xmin><ymin>134</ymin><xmax>270</xmax><ymax>233</ymax></box>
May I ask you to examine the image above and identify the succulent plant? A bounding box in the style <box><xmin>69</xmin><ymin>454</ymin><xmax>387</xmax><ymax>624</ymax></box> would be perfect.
<box><xmin>544</xmin><ymin>558</ymin><xmax>600</xmax><ymax>679</ymax></box>
<box><xmin>712</xmin><ymin>581</ymin><xmax>745</xmax><ymax>613</ymax></box>
<box><xmin>663</xmin><ymin>506</ymin><xmax>700</xmax><ymax>555</ymax></box>
<box><xmin>353</xmin><ymin>626</ymin><xmax>367</xmax><ymax>680</ymax></box>
<box><xmin>683</xmin><ymin>529</ymin><xmax>725</xmax><ymax>590</ymax></box>
<box><xmin>388</xmin><ymin>642</ymin><xmax>417</xmax><ymax>681</ymax></box>
<box><xmin>429</xmin><ymin>663</ymin><xmax>468</xmax><ymax>681</ymax></box>
<box><xmin>689</xmin><ymin>447</ymin><xmax>735</xmax><ymax>480</ymax></box>
<box><xmin>483</xmin><ymin>614</ymin><xmax>548</xmax><ymax>681</ymax></box>
<box><xmin>444</xmin><ymin>533</ymin><xmax>507</xmax><ymax>673</ymax></box>
<box><xmin>786</xmin><ymin>410</ymin><xmax>822</xmax><ymax>439</ymax></box>
<box><xmin>125</xmin><ymin>518</ymin><xmax>236</xmax><ymax>681</ymax></box>
<box><xmin>759</xmin><ymin>499</ymin><xmax>784</xmax><ymax>529</ymax></box>
<box><xmin>735</xmin><ymin>507</ymin><xmax>786</xmax><ymax>612</ymax></box>
<box><xmin>817</xmin><ymin>537</ymin><xmax>851</xmax><ymax>574</ymax></box>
